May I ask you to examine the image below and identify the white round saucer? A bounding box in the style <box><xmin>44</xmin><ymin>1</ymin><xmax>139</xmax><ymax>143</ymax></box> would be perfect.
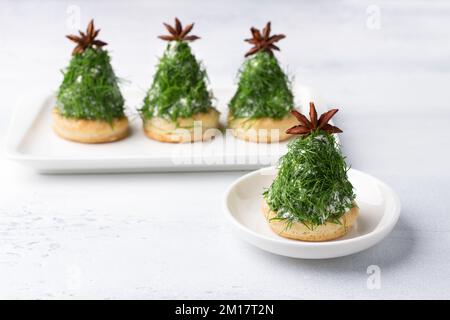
<box><xmin>223</xmin><ymin>167</ymin><xmax>401</xmax><ymax>259</ymax></box>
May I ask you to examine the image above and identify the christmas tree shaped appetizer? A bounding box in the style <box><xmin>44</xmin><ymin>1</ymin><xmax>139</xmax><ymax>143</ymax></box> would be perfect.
<box><xmin>140</xmin><ymin>18</ymin><xmax>220</xmax><ymax>143</ymax></box>
<box><xmin>53</xmin><ymin>20</ymin><xmax>128</xmax><ymax>143</ymax></box>
<box><xmin>262</xmin><ymin>103</ymin><xmax>358</xmax><ymax>241</ymax></box>
<box><xmin>228</xmin><ymin>22</ymin><xmax>297</xmax><ymax>143</ymax></box>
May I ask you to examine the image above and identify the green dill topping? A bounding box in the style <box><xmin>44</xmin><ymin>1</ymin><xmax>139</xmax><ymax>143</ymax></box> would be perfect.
<box><xmin>228</xmin><ymin>51</ymin><xmax>294</xmax><ymax>120</ymax></box>
<box><xmin>140</xmin><ymin>41</ymin><xmax>213</xmax><ymax>121</ymax></box>
<box><xmin>56</xmin><ymin>47</ymin><xmax>125</xmax><ymax>122</ymax></box>
<box><xmin>263</xmin><ymin>130</ymin><xmax>356</xmax><ymax>227</ymax></box>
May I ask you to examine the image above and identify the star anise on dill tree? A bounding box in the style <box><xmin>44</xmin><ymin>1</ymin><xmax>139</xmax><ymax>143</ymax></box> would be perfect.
<box><xmin>158</xmin><ymin>18</ymin><xmax>200</xmax><ymax>42</ymax></box>
<box><xmin>244</xmin><ymin>22</ymin><xmax>285</xmax><ymax>57</ymax></box>
<box><xmin>66</xmin><ymin>19</ymin><xmax>107</xmax><ymax>55</ymax></box>
<box><xmin>286</xmin><ymin>102</ymin><xmax>343</xmax><ymax>136</ymax></box>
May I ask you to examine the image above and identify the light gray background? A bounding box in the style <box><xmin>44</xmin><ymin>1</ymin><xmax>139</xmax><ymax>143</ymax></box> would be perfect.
<box><xmin>0</xmin><ymin>0</ymin><xmax>449</xmax><ymax>299</ymax></box>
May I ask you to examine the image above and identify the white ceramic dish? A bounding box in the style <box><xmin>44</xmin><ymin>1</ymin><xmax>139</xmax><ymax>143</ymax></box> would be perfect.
<box><xmin>5</xmin><ymin>86</ymin><xmax>330</xmax><ymax>173</ymax></box>
<box><xmin>223</xmin><ymin>167</ymin><xmax>401</xmax><ymax>259</ymax></box>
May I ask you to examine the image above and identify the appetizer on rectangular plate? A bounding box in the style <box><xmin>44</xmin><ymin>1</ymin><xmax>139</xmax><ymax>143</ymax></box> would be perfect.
<box><xmin>228</xmin><ymin>22</ymin><xmax>297</xmax><ymax>143</ymax></box>
<box><xmin>53</xmin><ymin>20</ymin><xmax>129</xmax><ymax>144</ymax></box>
<box><xmin>140</xmin><ymin>18</ymin><xmax>220</xmax><ymax>143</ymax></box>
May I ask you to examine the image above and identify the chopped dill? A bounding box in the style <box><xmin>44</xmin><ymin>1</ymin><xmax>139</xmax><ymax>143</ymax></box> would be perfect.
<box><xmin>56</xmin><ymin>47</ymin><xmax>125</xmax><ymax>123</ymax></box>
<box><xmin>263</xmin><ymin>130</ymin><xmax>356</xmax><ymax>227</ymax></box>
<box><xmin>228</xmin><ymin>51</ymin><xmax>294</xmax><ymax>120</ymax></box>
<box><xmin>140</xmin><ymin>41</ymin><xmax>213</xmax><ymax>121</ymax></box>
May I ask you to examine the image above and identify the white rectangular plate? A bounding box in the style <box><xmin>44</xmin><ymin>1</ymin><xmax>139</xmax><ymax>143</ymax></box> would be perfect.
<box><xmin>5</xmin><ymin>86</ymin><xmax>330</xmax><ymax>173</ymax></box>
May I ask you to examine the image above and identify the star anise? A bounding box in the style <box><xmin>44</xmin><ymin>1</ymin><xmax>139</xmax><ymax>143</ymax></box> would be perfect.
<box><xmin>244</xmin><ymin>22</ymin><xmax>285</xmax><ymax>57</ymax></box>
<box><xmin>66</xmin><ymin>19</ymin><xmax>107</xmax><ymax>55</ymax></box>
<box><xmin>158</xmin><ymin>18</ymin><xmax>200</xmax><ymax>42</ymax></box>
<box><xmin>286</xmin><ymin>102</ymin><xmax>343</xmax><ymax>136</ymax></box>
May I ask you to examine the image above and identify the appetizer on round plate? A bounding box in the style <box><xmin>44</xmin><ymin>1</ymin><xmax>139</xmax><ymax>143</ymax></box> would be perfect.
<box><xmin>262</xmin><ymin>103</ymin><xmax>358</xmax><ymax>241</ymax></box>
<box><xmin>140</xmin><ymin>18</ymin><xmax>220</xmax><ymax>143</ymax></box>
<box><xmin>53</xmin><ymin>20</ymin><xmax>128</xmax><ymax>143</ymax></box>
<box><xmin>228</xmin><ymin>22</ymin><xmax>297</xmax><ymax>143</ymax></box>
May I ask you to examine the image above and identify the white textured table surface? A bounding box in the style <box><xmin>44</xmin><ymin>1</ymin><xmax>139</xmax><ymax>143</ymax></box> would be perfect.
<box><xmin>1</xmin><ymin>0</ymin><xmax>450</xmax><ymax>299</ymax></box>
